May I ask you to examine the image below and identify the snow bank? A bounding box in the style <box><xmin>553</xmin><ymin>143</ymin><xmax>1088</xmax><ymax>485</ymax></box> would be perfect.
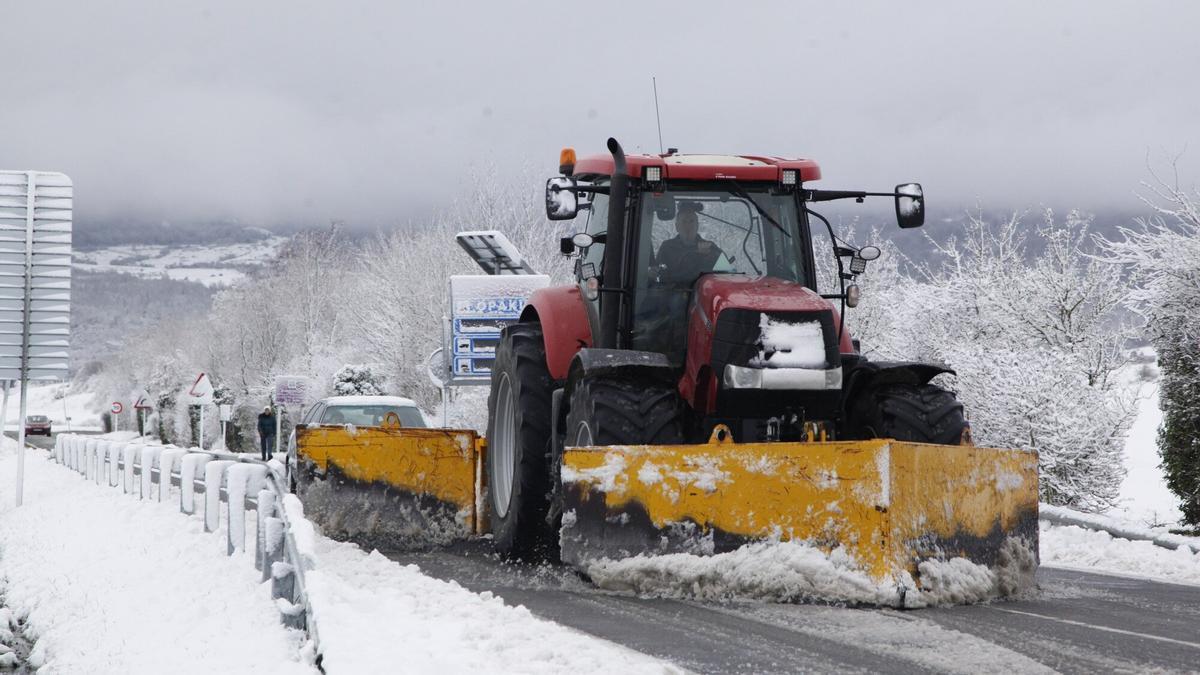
<box><xmin>1041</xmin><ymin>503</ymin><xmax>1200</xmax><ymax>553</ymax></box>
<box><xmin>1040</xmin><ymin>521</ymin><xmax>1200</xmax><ymax>585</ymax></box>
<box><xmin>302</xmin><ymin>535</ymin><xmax>677</xmax><ymax>673</ymax></box>
<box><xmin>0</xmin><ymin>439</ymin><xmax>314</xmax><ymax>673</ymax></box>
<box><xmin>583</xmin><ymin>538</ymin><xmax>1035</xmax><ymax>608</ymax></box>
<box><xmin>1109</xmin><ymin>383</ymin><xmax>1184</xmax><ymax>527</ymax></box>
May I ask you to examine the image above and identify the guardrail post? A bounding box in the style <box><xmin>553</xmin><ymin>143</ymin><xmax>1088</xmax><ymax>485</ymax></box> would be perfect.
<box><xmin>81</xmin><ymin>436</ymin><xmax>93</xmax><ymax>479</ymax></box>
<box><xmin>122</xmin><ymin>443</ymin><xmax>142</xmax><ymax>494</ymax></box>
<box><xmin>179</xmin><ymin>453</ymin><xmax>212</xmax><ymax>515</ymax></box>
<box><xmin>108</xmin><ymin>442</ymin><xmax>123</xmax><ymax>487</ymax></box>
<box><xmin>263</xmin><ymin>515</ymin><xmax>285</xmax><ymax>583</ymax></box>
<box><xmin>226</xmin><ymin>464</ymin><xmax>269</xmax><ymax>555</ymax></box>
<box><xmin>140</xmin><ymin>445</ymin><xmax>164</xmax><ymax>499</ymax></box>
<box><xmin>204</xmin><ymin>460</ymin><xmax>236</xmax><ymax>533</ymax></box>
<box><xmin>158</xmin><ymin>448</ymin><xmax>186</xmax><ymax>502</ymax></box>
<box><xmin>256</xmin><ymin>488</ymin><xmax>275</xmax><ymax>572</ymax></box>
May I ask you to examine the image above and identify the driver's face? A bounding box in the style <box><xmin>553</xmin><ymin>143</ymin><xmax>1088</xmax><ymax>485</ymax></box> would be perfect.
<box><xmin>675</xmin><ymin>212</ymin><xmax>699</xmax><ymax>240</ymax></box>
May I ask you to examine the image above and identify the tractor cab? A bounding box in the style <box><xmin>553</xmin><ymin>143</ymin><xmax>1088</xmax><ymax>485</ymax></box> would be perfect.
<box><xmin>544</xmin><ymin>140</ymin><xmax>928</xmax><ymax>442</ymax></box>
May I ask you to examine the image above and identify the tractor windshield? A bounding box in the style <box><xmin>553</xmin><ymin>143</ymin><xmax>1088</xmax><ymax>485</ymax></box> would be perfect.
<box><xmin>631</xmin><ymin>184</ymin><xmax>811</xmax><ymax>361</ymax></box>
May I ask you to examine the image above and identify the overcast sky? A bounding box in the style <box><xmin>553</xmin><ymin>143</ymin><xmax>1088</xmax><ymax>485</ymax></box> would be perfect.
<box><xmin>3</xmin><ymin>1</ymin><xmax>1198</xmax><ymax>228</ymax></box>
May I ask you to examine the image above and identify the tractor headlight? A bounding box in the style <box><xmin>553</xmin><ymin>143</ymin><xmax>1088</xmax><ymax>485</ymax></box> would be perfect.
<box><xmin>781</xmin><ymin>169</ymin><xmax>798</xmax><ymax>186</ymax></box>
<box><xmin>723</xmin><ymin>364</ymin><xmax>842</xmax><ymax>390</ymax></box>
<box><xmin>724</xmin><ymin>364</ymin><xmax>764</xmax><ymax>389</ymax></box>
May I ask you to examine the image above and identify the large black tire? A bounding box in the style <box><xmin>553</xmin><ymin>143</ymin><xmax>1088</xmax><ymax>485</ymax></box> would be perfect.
<box><xmin>564</xmin><ymin>376</ymin><xmax>685</xmax><ymax>448</ymax></box>
<box><xmin>849</xmin><ymin>382</ymin><xmax>970</xmax><ymax>445</ymax></box>
<box><xmin>486</xmin><ymin>323</ymin><xmax>555</xmax><ymax>559</ymax></box>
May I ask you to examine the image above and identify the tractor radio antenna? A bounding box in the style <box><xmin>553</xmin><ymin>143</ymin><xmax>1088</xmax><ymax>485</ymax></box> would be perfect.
<box><xmin>652</xmin><ymin>77</ymin><xmax>664</xmax><ymax>154</ymax></box>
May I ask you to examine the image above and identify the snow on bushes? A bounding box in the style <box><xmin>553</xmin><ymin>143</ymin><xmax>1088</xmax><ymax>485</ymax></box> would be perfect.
<box><xmin>1099</xmin><ymin>171</ymin><xmax>1200</xmax><ymax>526</ymax></box>
<box><xmin>332</xmin><ymin>364</ymin><xmax>386</xmax><ymax>396</ymax></box>
<box><xmin>845</xmin><ymin>210</ymin><xmax>1136</xmax><ymax>511</ymax></box>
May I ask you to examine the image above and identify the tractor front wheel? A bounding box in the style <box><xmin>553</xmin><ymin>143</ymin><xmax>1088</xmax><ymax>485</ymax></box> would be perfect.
<box><xmin>564</xmin><ymin>376</ymin><xmax>685</xmax><ymax>448</ymax></box>
<box><xmin>486</xmin><ymin>323</ymin><xmax>555</xmax><ymax>560</ymax></box>
<box><xmin>849</xmin><ymin>382</ymin><xmax>970</xmax><ymax>445</ymax></box>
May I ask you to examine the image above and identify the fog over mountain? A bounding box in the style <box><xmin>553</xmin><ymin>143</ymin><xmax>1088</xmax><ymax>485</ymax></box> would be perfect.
<box><xmin>3</xmin><ymin>1</ymin><xmax>1199</xmax><ymax>234</ymax></box>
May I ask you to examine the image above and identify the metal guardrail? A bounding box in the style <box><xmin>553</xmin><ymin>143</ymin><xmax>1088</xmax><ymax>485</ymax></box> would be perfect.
<box><xmin>1040</xmin><ymin>503</ymin><xmax>1200</xmax><ymax>554</ymax></box>
<box><xmin>50</xmin><ymin>434</ymin><xmax>322</xmax><ymax>667</ymax></box>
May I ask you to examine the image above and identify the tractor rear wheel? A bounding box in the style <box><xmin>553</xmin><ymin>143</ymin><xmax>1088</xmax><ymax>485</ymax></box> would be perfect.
<box><xmin>486</xmin><ymin>323</ymin><xmax>555</xmax><ymax>560</ymax></box>
<box><xmin>851</xmin><ymin>382</ymin><xmax>970</xmax><ymax>445</ymax></box>
<box><xmin>564</xmin><ymin>376</ymin><xmax>685</xmax><ymax>448</ymax></box>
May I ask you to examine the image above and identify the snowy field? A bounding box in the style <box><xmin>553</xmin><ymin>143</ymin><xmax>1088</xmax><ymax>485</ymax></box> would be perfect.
<box><xmin>1</xmin><ymin>383</ymin><xmax>100</xmax><ymax>432</ymax></box>
<box><xmin>73</xmin><ymin>237</ymin><xmax>288</xmax><ymax>288</ymax></box>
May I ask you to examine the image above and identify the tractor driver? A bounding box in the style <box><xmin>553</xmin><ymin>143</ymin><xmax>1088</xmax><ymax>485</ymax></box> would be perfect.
<box><xmin>654</xmin><ymin>203</ymin><xmax>724</xmax><ymax>284</ymax></box>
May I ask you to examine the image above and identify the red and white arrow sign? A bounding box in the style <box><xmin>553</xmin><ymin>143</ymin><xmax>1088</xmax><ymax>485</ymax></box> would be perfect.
<box><xmin>188</xmin><ymin>373</ymin><xmax>214</xmax><ymax>405</ymax></box>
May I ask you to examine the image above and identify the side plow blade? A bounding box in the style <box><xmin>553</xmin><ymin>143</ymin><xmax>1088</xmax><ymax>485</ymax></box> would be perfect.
<box><xmin>559</xmin><ymin>435</ymin><xmax>1039</xmax><ymax>598</ymax></box>
<box><xmin>295</xmin><ymin>426</ymin><xmax>481</xmax><ymax>548</ymax></box>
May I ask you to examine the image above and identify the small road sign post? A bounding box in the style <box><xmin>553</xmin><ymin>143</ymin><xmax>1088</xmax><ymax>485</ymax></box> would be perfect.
<box><xmin>132</xmin><ymin>389</ymin><xmax>153</xmax><ymax>439</ymax></box>
<box><xmin>217</xmin><ymin>403</ymin><xmax>233</xmax><ymax>450</ymax></box>
<box><xmin>2</xmin><ymin>171</ymin><xmax>72</xmax><ymax>507</ymax></box>
<box><xmin>186</xmin><ymin>373</ymin><xmax>214</xmax><ymax>449</ymax></box>
<box><xmin>111</xmin><ymin>401</ymin><xmax>123</xmax><ymax>432</ymax></box>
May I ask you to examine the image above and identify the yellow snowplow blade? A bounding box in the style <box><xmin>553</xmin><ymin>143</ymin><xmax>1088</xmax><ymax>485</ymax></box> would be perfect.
<box><xmin>559</xmin><ymin>435</ymin><xmax>1038</xmax><ymax>584</ymax></box>
<box><xmin>294</xmin><ymin>425</ymin><xmax>482</xmax><ymax>548</ymax></box>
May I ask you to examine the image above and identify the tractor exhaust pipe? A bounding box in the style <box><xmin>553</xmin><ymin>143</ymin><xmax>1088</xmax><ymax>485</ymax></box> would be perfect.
<box><xmin>599</xmin><ymin>137</ymin><xmax>628</xmax><ymax>350</ymax></box>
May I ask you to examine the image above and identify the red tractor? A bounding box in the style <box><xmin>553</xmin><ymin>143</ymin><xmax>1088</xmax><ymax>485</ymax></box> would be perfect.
<box><xmin>485</xmin><ymin>138</ymin><xmax>973</xmax><ymax>561</ymax></box>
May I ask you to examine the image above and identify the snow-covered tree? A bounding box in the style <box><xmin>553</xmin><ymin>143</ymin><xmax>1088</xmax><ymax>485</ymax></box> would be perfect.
<box><xmin>332</xmin><ymin>364</ymin><xmax>386</xmax><ymax>396</ymax></box>
<box><xmin>848</xmin><ymin>209</ymin><xmax>1136</xmax><ymax>511</ymax></box>
<box><xmin>1100</xmin><ymin>167</ymin><xmax>1200</xmax><ymax>525</ymax></box>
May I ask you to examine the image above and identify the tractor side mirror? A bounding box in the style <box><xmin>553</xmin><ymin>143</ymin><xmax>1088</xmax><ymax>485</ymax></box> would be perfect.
<box><xmin>895</xmin><ymin>183</ymin><xmax>924</xmax><ymax>229</ymax></box>
<box><xmin>546</xmin><ymin>177</ymin><xmax>578</xmax><ymax>220</ymax></box>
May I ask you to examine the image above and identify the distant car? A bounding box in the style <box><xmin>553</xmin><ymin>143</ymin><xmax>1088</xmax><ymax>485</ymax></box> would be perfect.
<box><xmin>284</xmin><ymin>395</ymin><xmax>431</xmax><ymax>489</ymax></box>
<box><xmin>24</xmin><ymin>415</ymin><xmax>51</xmax><ymax>436</ymax></box>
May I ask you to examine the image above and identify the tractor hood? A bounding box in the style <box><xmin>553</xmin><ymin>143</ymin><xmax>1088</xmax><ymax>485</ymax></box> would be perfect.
<box><xmin>679</xmin><ymin>275</ymin><xmax>855</xmax><ymax>414</ymax></box>
<box><xmin>695</xmin><ymin>276</ymin><xmax>848</xmax><ymax>343</ymax></box>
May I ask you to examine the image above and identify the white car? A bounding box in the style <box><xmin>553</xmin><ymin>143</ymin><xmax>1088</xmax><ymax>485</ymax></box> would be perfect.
<box><xmin>285</xmin><ymin>395</ymin><xmax>431</xmax><ymax>490</ymax></box>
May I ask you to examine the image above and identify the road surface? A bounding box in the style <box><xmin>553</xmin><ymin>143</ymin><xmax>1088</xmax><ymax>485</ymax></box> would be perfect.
<box><xmin>387</xmin><ymin>544</ymin><xmax>1200</xmax><ymax>673</ymax></box>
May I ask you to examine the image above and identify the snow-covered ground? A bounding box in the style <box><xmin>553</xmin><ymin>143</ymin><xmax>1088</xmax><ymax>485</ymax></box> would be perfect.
<box><xmin>0</xmin><ymin>439</ymin><xmax>677</xmax><ymax>673</ymax></box>
<box><xmin>1</xmin><ymin>382</ymin><xmax>101</xmax><ymax>432</ymax></box>
<box><xmin>74</xmin><ymin>237</ymin><xmax>288</xmax><ymax>288</ymax></box>
<box><xmin>1040</xmin><ymin>521</ymin><xmax>1200</xmax><ymax>585</ymax></box>
<box><xmin>0</xmin><ymin>362</ymin><xmax>1195</xmax><ymax>670</ymax></box>
<box><xmin>0</xmin><ymin>438</ymin><xmax>314</xmax><ymax>673</ymax></box>
<box><xmin>307</xmin><ymin>532</ymin><xmax>677</xmax><ymax>673</ymax></box>
<box><xmin>1107</xmin><ymin>382</ymin><xmax>1182</xmax><ymax>527</ymax></box>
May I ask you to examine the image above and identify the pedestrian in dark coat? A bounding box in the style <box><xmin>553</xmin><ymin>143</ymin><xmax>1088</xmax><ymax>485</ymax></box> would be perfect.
<box><xmin>258</xmin><ymin>406</ymin><xmax>276</xmax><ymax>461</ymax></box>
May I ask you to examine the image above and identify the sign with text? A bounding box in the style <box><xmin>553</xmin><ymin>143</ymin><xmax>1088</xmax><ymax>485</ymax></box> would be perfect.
<box><xmin>274</xmin><ymin>376</ymin><xmax>310</xmax><ymax>406</ymax></box>
<box><xmin>447</xmin><ymin>274</ymin><xmax>549</xmax><ymax>385</ymax></box>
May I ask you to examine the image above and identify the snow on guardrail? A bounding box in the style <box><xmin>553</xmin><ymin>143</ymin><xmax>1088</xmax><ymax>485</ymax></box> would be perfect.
<box><xmin>51</xmin><ymin>433</ymin><xmax>322</xmax><ymax>665</ymax></box>
<box><xmin>1039</xmin><ymin>503</ymin><xmax>1200</xmax><ymax>554</ymax></box>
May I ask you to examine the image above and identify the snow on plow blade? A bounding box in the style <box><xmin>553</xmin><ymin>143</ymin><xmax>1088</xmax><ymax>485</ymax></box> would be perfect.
<box><xmin>559</xmin><ymin>434</ymin><xmax>1039</xmax><ymax>589</ymax></box>
<box><xmin>294</xmin><ymin>425</ymin><xmax>482</xmax><ymax>549</ymax></box>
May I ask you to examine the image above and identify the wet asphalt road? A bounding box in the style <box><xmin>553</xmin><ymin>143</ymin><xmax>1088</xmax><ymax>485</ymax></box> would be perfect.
<box><xmin>386</xmin><ymin>544</ymin><xmax>1200</xmax><ymax>674</ymax></box>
